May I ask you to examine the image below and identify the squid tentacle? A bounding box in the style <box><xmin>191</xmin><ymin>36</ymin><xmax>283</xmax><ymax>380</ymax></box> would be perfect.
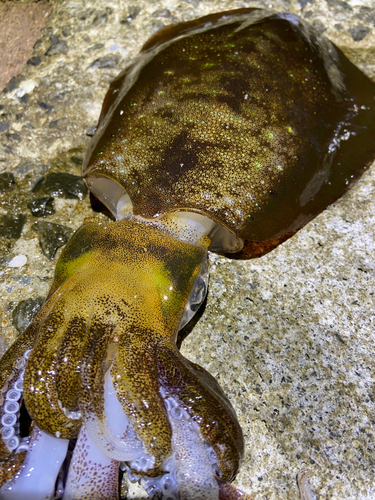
<box><xmin>0</xmin><ymin>322</ymin><xmax>39</xmax><ymax>481</ymax></box>
<box><xmin>0</xmin><ymin>352</ymin><xmax>28</xmax><ymax>457</ymax></box>
<box><xmin>156</xmin><ymin>343</ymin><xmax>244</xmax><ymax>483</ymax></box>
<box><xmin>78</xmin><ymin>321</ymin><xmax>151</xmax><ymax>464</ymax></box>
<box><xmin>54</xmin><ymin>315</ymin><xmax>90</xmax><ymax>415</ymax></box>
<box><xmin>23</xmin><ymin>306</ymin><xmax>84</xmax><ymax>439</ymax></box>
<box><xmin>0</xmin><ymin>426</ymin><xmax>69</xmax><ymax>499</ymax></box>
<box><xmin>111</xmin><ymin>333</ymin><xmax>172</xmax><ymax>473</ymax></box>
<box><xmin>163</xmin><ymin>390</ymin><xmax>220</xmax><ymax>500</ymax></box>
<box><xmin>63</xmin><ymin>424</ymin><xmax>120</xmax><ymax>500</ymax></box>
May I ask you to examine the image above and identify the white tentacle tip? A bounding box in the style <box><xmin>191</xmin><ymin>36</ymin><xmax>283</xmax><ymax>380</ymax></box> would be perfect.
<box><xmin>297</xmin><ymin>469</ymin><xmax>317</xmax><ymax>500</ymax></box>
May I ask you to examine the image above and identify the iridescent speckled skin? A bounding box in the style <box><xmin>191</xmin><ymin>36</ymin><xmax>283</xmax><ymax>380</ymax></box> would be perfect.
<box><xmin>84</xmin><ymin>8</ymin><xmax>375</xmax><ymax>253</ymax></box>
<box><xmin>0</xmin><ymin>8</ymin><xmax>375</xmax><ymax>500</ymax></box>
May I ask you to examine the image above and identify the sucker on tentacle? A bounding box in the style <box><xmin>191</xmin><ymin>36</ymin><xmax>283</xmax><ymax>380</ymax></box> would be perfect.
<box><xmin>0</xmin><ymin>7</ymin><xmax>375</xmax><ymax>500</ymax></box>
<box><xmin>0</xmin><ymin>351</ymin><xmax>28</xmax><ymax>455</ymax></box>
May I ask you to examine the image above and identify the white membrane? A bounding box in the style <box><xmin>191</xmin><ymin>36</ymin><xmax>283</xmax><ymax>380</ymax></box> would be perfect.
<box><xmin>85</xmin><ymin>176</ymin><xmax>126</xmax><ymax>217</ymax></box>
<box><xmin>154</xmin><ymin>211</ymin><xmax>242</xmax><ymax>252</ymax></box>
<box><xmin>156</xmin><ymin>211</ymin><xmax>216</xmax><ymax>244</ymax></box>
<box><xmin>179</xmin><ymin>268</ymin><xmax>209</xmax><ymax>330</ymax></box>
<box><xmin>83</xmin><ymin>368</ymin><xmax>153</xmax><ymax>465</ymax></box>
<box><xmin>116</xmin><ymin>193</ymin><xmax>132</xmax><ymax>219</ymax></box>
<box><xmin>0</xmin><ymin>426</ymin><xmax>69</xmax><ymax>500</ymax></box>
<box><xmin>297</xmin><ymin>469</ymin><xmax>317</xmax><ymax>500</ymax></box>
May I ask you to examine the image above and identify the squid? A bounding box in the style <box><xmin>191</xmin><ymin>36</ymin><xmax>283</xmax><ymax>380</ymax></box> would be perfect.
<box><xmin>0</xmin><ymin>8</ymin><xmax>374</xmax><ymax>500</ymax></box>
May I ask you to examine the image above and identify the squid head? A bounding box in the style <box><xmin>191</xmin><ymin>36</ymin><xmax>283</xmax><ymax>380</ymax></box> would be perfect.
<box><xmin>0</xmin><ymin>8</ymin><xmax>375</xmax><ymax>500</ymax></box>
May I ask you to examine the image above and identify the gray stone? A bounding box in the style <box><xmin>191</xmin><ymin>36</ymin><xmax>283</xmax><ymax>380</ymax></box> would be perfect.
<box><xmin>27</xmin><ymin>197</ymin><xmax>55</xmax><ymax>217</ymax></box>
<box><xmin>35</xmin><ymin>221</ymin><xmax>73</xmax><ymax>259</ymax></box>
<box><xmin>0</xmin><ymin>214</ymin><xmax>26</xmax><ymax>239</ymax></box>
<box><xmin>32</xmin><ymin>172</ymin><xmax>88</xmax><ymax>200</ymax></box>
<box><xmin>88</xmin><ymin>55</ymin><xmax>121</xmax><ymax>70</ymax></box>
<box><xmin>27</xmin><ymin>56</ymin><xmax>42</xmax><ymax>66</ymax></box>
<box><xmin>349</xmin><ymin>25</ymin><xmax>371</xmax><ymax>41</ymax></box>
<box><xmin>0</xmin><ymin>123</ymin><xmax>10</xmax><ymax>133</ymax></box>
<box><xmin>45</xmin><ymin>36</ymin><xmax>69</xmax><ymax>56</ymax></box>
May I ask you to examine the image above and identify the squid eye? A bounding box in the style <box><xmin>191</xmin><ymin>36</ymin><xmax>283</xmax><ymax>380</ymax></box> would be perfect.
<box><xmin>189</xmin><ymin>276</ymin><xmax>208</xmax><ymax>313</ymax></box>
<box><xmin>179</xmin><ymin>270</ymin><xmax>209</xmax><ymax>330</ymax></box>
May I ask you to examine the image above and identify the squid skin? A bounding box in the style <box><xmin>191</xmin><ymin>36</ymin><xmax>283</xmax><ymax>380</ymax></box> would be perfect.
<box><xmin>84</xmin><ymin>8</ymin><xmax>375</xmax><ymax>252</ymax></box>
<box><xmin>0</xmin><ymin>7</ymin><xmax>375</xmax><ymax>500</ymax></box>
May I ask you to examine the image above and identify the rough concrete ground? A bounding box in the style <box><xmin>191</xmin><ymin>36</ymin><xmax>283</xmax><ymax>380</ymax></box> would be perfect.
<box><xmin>0</xmin><ymin>0</ymin><xmax>374</xmax><ymax>499</ymax></box>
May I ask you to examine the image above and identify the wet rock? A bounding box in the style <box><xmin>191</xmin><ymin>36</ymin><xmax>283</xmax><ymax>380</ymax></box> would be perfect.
<box><xmin>0</xmin><ymin>214</ymin><xmax>26</xmax><ymax>239</ymax></box>
<box><xmin>15</xmin><ymin>161</ymin><xmax>47</xmax><ymax>179</ymax></box>
<box><xmin>128</xmin><ymin>5</ymin><xmax>141</xmax><ymax>19</ymax></box>
<box><xmin>27</xmin><ymin>197</ymin><xmax>55</xmax><ymax>217</ymax></box>
<box><xmin>12</xmin><ymin>297</ymin><xmax>44</xmax><ymax>334</ymax></box>
<box><xmin>3</xmin><ymin>144</ymin><xmax>13</xmax><ymax>155</ymax></box>
<box><xmin>88</xmin><ymin>55</ymin><xmax>120</xmax><ymax>70</ymax></box>
<box><xmin>5</xmin><ymin>302</ymin><xmax>14</xmax><ymax>312</ymax></box>
<box><xmin>349</xmin><ymin>25</ymin><xmax>371</xmax><ymax>41</ymax></box>
<box><xmin>85</xmin><ymin>125</ymin><xmax>97</xmax><ymax>136</ymax></box>
<box><xmin>35</xmin><ymin>221</ymin><xmax>73</xmax><ymax>259</ymax></box>
<box><xmin>78</xmin><ymin>8</ymin><xmax>96</xmax><ymax>21</ymax></box>
<box><xmin>152</xmin><ymin>9</ymin><xmax>173</xmax><ymax>18</ymax></box>
<box><xmin>327</xmin><ymin>0</ymin><xmax>351</xmax><ymax>10</ymax></box>
<box><xmin>13</xmin><ymin>274</ymin><xmax>32</xmax><ymax>286</ymax></box>
<box><xmin>0</xmin><ymin>172</ymin><xmax>15</xmax><ymax>193</ymax></box>
<box><xmin>151</xmin><ymin>20</ymin><xmax>166</xmax><ymax>34</ymax></box>
<box><xmin>32</xmin><ymin>172</ymin><xmax>88</xmax><ymax>200</ymax></box>
<box><xmin>61</xmin><ymin>26</ymin><xmax>72</xmax><ymax>37</ymax></box>
<box><xmin>92</xmin><ymin>10</ymin><xmax>109</xmax><ymax>25</ymax></box>
<box><xmin>1</xmin><ymin>75</ymin><xmax>19</xmax><ymax>94</ymax></box>
<box><xmin>312</xmin><ymin>19</ymin><xmax>327</xmax><ymax>33</ymax></box>
<box><xmin>357</xmin><ymin>6</ymin><xmax>375</xmax><ymax>26</ymax></box>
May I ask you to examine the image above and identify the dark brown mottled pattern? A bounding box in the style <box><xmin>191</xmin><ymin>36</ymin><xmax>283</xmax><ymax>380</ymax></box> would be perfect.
<box><xmin>83</xmin><ymin>9</ymin><xmax>375</xmax><ymax>247</ymax></box>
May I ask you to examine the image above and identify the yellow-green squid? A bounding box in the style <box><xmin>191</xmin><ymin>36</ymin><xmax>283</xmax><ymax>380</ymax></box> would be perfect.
<box><xmin>0</xmin><ymin>8</ymin><xmax>374</xmax><ymax>500</ymax></box>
